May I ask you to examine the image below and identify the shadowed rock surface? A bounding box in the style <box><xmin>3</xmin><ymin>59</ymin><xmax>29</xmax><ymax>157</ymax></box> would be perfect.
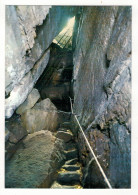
<box><xmin>72</xmin><ymin>6</ymin><xmax>131</xmax><ymax>188</ymax></box>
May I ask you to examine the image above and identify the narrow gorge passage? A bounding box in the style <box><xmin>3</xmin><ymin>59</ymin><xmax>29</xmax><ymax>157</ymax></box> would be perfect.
<box><xmin>35</xmin><ymin>22</ymin><xmax>84</xmax><ymax>188</ymax></box>
<box><xmin>5</xmin><ymin>6</ymin><xmax>131</xmax><ymax>189</ymax></box>
<box><xmin>35</xmin><ymin>18</ymin><xmax>84</xmax><ymax>188</ymax></box>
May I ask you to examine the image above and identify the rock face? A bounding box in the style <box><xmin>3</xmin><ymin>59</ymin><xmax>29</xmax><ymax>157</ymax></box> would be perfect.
<box><xmin>5</xmin><ymin>130</ymin><xmax>66</xmax><ymax>188</ymax></box>
<box><xmin>5</xmin><ymin>49</ymin><xmax>50</xmax><ymax>118</ymax></box>
<box><xmin>5</xmin><ymin>6</ymin><xmax>76</xmax><ymax>118</ymax></box>
<box><xmin>72</xmin><ymin>6</ymin><xmax>131</xmax><ymax>188</ymax></box>
<box><xmin>21</xmin><ymin>98</ymin><xmax>59</xmax><ymax>133</ymax></box>
<box><xmin>16</xmin><ymin>88</ymin><xmax>40</xmax><ymax>114</ymax></box>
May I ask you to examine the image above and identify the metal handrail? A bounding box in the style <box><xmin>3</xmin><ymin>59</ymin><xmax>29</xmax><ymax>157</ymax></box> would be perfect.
<box><xmin>69</xmin><ymin>97</ymin><xmax>112</xmax><ymax>189</ymax></box>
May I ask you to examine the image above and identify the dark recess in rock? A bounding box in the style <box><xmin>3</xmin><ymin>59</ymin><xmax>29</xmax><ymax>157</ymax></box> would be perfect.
<box><xmin>35</xmin><ymin>42</ymin><xmax>74</xmax><ymax>112</ymax></box>
<box><xmin>105</xmin><ymin>54</ymin><xmax>111</xmax><ymax>68</ymax></box>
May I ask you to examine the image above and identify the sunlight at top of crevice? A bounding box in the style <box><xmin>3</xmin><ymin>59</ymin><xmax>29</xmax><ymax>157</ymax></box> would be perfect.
<box><xmin>53</xmin><ymin>16</ymin><xmax>75</xmax><ymax>49</ymax></box>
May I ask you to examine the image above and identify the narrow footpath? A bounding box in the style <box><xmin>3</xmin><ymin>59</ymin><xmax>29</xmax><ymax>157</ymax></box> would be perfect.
<box><xmin>51</xmin><ymin>121</ymin><xmax>83</xmax><ymax>189</ymax></box>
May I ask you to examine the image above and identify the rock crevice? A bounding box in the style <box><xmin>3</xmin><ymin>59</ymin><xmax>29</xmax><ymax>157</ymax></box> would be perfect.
<box><xmin>5</xmin><ymin>5</ymin><xmax>131</xmax><ymax>189</ymax></box>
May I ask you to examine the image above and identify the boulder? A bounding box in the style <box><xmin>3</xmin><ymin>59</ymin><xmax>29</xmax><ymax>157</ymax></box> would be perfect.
<box><xmin>5</xmin><ymin>115</ymin><xmax>28</xmax><ymax>143</ymax></box>
<box><xmin>21</xmin><ymin>98</ymin><xmax>59</xmax><ymax>133</ymax></box>
<box><xmin>5</xmin><ymin>130</ymin><xmax>66</xmax><ymax>188</ymax></box>
<box><xmin>16</xmin><ymin>88</ymin><xmax>40</xmax><ymax>114</ymax></box>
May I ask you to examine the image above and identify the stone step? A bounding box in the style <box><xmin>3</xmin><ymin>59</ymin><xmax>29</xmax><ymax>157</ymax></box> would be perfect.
<box><xmin>51</xmin><ymin>185</ymin><xmax>78</xmax><ymax>189</ymax></box>
<box><xmin>57</xmin><ymin>171</ymin><xmax>81</xmax><ymax>185</ymax></box>
<box><xmin>56</xmin><ymin>131</ymin><xmax>73</xmax><ymax>143</ymax></box>
<box><xmin>51</xmin><ymin>181</ymin><xmax>82</xmax><ymax>189</ymax></box>
<box><xmin>65</xmin><ymin>158</ymin><xmax>78</xmax><ymax>165</ymax></box>
<box><xmin>57</xmin><ymin>128</ymin><xmax>72</xmax><ymax>135</ymax></box>
<box><xmin>65</xmin><ymin>149</ymin><xmax>78</xmax><ymax>160</ymax></box>
<box><xmin>65</xmin><ymin>142</ymin><xmax>77</xmax><ymax>151</ymax></box>
<box><xmin>60</xmin><ymin>122</ymin><xmax>71</xmax><ymax>129</ymax></box>
<box><xmin>57</xmin><ymin>127</ymin><xmax>68</xmax><ymax>132</ymax></box>
<box><xmin>62</xmin><ymin>165</ymin><xmax>80</xmax><ymax>171</ymax></box>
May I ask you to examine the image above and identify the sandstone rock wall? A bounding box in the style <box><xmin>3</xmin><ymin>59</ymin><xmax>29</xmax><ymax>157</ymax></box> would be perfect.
<box><xmin>72</xmin><ymin>6</ymin><xmax>131</xmax><ymax>188</ymax></box>
<box><xmin>5</xmin><ymin>6</ymin><xmax>51</xmax><ymax>95</ymax></box>
<box><xmin>5</xmin><ymin>5</ymin><xmax>75</xmax><ymax>118</ymax></box>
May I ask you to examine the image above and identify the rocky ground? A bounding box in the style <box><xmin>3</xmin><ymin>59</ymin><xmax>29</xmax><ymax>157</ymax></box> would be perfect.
<box><xmin>5</xmin><ymin>119</ymin><xmax>83</xmax><ymax>188</ymax></box>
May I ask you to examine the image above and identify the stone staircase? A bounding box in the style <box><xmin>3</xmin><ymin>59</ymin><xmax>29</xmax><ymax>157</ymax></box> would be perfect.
<box><xmin>51</xmin><ymin>122</ymin><xmax>83</xmax><ymax>189</ymax></box>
